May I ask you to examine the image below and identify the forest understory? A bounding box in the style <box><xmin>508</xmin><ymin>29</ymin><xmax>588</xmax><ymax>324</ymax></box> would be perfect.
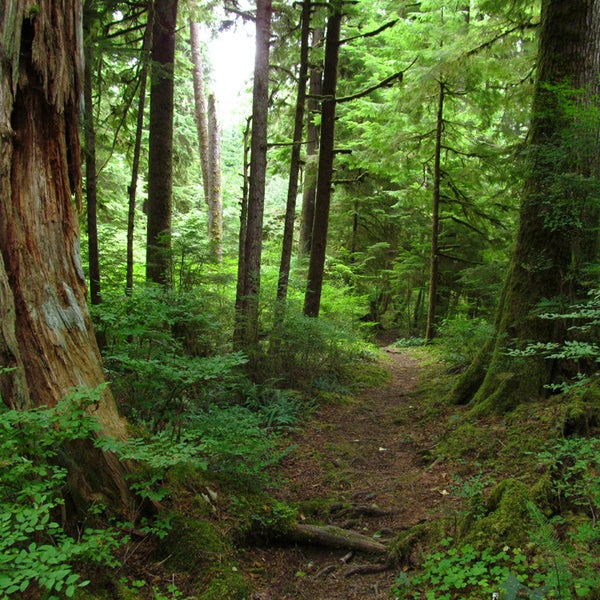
<box><xmin>136</xmin><ymin>342</ymin><xmax>599</xmax><ymax>600</ymax></box>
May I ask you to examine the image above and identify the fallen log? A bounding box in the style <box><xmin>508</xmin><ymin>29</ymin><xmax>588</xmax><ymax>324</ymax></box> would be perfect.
<box><xmin>286</xmin><ymin>523</ymin><xmax>388</xmax><ymax>555</ymax></box>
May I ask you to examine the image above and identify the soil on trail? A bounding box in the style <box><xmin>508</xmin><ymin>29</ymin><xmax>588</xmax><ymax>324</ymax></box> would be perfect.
<box><xmin>245</xmin><ymin>348</ymin><xmax>457</xmax><ymax>599</ymax></box>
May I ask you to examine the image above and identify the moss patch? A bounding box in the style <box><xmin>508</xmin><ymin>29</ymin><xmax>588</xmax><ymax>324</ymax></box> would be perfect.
<box><xmin>465</xmin><ymin>479</ymin><xmax>532</xmax><ymax>550</ymax></box>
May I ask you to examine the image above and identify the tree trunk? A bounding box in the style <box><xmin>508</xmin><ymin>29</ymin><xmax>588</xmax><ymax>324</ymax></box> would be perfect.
<box><xmin>83</xmin><ymin>1</ymin><xmax>101</xmax><ymax>310</ymax></box>
<box><xmin>303</xmin><ymin>6</ymin><xmax>342</xmax><ymax>318</ymax></box>
<box><xmin>299</xmin><ymin>27</ymin><xmax>324</xmax><ymax>257</ymax></box>
<box><xmin>276</xmin><ymin>0</ymin><xmax>312</xmax><ymax>304</ymax></box>
<box><xmin>127</xmin><ymin>2</ymin><xmax>153</xmax><ymax>295</ymax></box>
<box><xmin>0</xmin><ymin>1</ymin><xmax>130</xmax><ymax>512</ymax></box>
<box><xmin>449</xmin><ymin>0</ymin><xmax>600</xmax><ymax>414</ymax></box>
<box><xmin>235</xmin><ymin>0</ymin><xmax>273</xmax><ymax>350</ymax></box>
<box><xmin>207</xmin><ymin>94</ymin><xmax>223</xmax><ymax>262</ymax></box>
<box><xmin>234</xmin><ymin>116</ymin><xmax>252</xmax><ymax>344</ymax></box>
<box><xmin>146</xmin><ymin>0</ymin><xmax>178</xmax><ymax>287</ymax></box>
<box><xmin>425</xmin><ymin>80</ymin><xmax>445</xmax><ymax>341</ymax></box>
<box><xmin>189</xmin><ymin>19</ymin><xmax>211</xmax><ymax>211</ymax></box>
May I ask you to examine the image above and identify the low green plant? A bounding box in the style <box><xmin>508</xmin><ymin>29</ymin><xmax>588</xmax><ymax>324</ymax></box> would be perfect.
<box><xmin>393</xmin><ymin>537</ymin><xmax>541</xmax><ymax>600</ymax></box>
<box><xmin>392</xmin><ymin>336</ymin><xmax>427</xmax><ymax>348</ymax></box>
<box><xmin>0</xmin><ymin>386</ymin><xmax>124</xmax><ymax>598</ymax></box>
<box><xmin>506</xmin><ymin>289</ymin><xmax>600</xmax><ymax>393</ymax></box>
<box><xmin>450</xmin><ymin>471</ymin><xmax>495</xmax><ymax>522</ymax></box>
<box><xmin>267</xmin><ymin>300</ymin><xmax>377</xmax><ymax>387</ymax></box>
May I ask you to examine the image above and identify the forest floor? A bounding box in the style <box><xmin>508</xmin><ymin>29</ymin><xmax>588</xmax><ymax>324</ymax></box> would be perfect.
<box><xmin>242</xmin><ymin>346</ymin><xmax>464</xmax><ymax>599</ymax></box>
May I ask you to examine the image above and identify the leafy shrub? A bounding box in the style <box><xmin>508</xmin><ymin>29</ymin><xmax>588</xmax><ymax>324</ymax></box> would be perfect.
<box><xmin>538</xmin><ymin>436</ymin><xmax>600</xmax><ymax>516</ymax></box>
<box><xmin>268</xmin><ymin>302</ymin><xmax>378</xmax><ymax>387</ymax></box>
<box><xmin>437</xmin><ymin>315</ymin><xmax>494</xmax><ymax>369</ymax></box>
<box><xmin>94</xmin><ymin>287</ymin><xmax>249</xmax><ymax>431</ymax></box>
<box><xmin>506</xmin><ymin>289</ymin><xmax>600</xmax><ymax>393</ymax></box>
<box><xmin>0</xmin><ymin>386</ymin><xmax>124</xmax><ymax>598</ymax></box>
<box><xmin>392</xmin><ymin>336</ymin><xmax>427</xmax><ymax>348</ymax></box>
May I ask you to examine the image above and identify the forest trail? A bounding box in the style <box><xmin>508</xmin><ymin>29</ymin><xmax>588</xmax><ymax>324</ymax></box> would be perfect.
<box><xmin>244</xmin><ymin>348</ymin><xmax>457</xmax><ymax>599</ymax></box>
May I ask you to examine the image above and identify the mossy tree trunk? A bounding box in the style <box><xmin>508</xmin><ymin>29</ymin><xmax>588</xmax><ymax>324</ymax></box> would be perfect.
<box><xmin>146</xmin><ymin>0</ymin><xmax>178</xmax><ymax>286</ymax></box>
<box><xmin>207</xmin><ymin>94</ymin><xmax>223</xmax><ymax>262</ymax></box>
<box><xmin>234</xmin><ymin>0</ymin><xmax>272</xmax><ymax>350</ymax></box>
<box><xmin>449</xmin><ymin>0</ymin><xmax>600</xmax><ymax>414</ymax></box>
<box><xmin>0</xmin><ymin>1</ymin><xmax>131</xmax><ymax>512</ymax></box>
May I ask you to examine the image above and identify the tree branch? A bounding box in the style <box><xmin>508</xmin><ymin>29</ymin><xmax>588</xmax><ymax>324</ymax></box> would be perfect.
<box><xmin>336</xmin><ymin>58</ymin><xmax>417</xmax><ymax>103</ymax></box>
<box><xmin>465</xmin><ymin>21</ymin><xmax>538</xmax><ymax>58</ymax></box>
<box><xmin>340</xmin><ymin>19</ymin><xmax>399</xmax><ymax>45</ymax></box>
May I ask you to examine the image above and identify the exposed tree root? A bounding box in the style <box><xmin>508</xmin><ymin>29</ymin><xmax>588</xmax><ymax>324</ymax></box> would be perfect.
<box><xmin>285</xmin><ymin>523</ymin><xmax>388</xmax><ymax>555</ymax></box>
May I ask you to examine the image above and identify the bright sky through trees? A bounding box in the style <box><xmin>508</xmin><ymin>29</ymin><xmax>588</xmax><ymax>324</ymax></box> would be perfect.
<box><xmin>208</xmin><ymin>20</ymin><xmax>255</xmax><ymax>127</ymax></box>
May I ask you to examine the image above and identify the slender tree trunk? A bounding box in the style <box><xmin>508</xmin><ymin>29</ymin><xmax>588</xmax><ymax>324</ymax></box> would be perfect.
<box><xmin>425</xmin><ymin>80</ymin><xmax>445</xmax><ymax>341</ymax></box>
<box><xmin>83</xmin><ymin>2</ymin><xmax>101</xmax><ymax>310</ymax></box>
<box><xmin>299</xmin><ymin>27</ymin><xmax>324</xmax><ymax>257</ymax></box>
<box><xmin>449</xmin><ymin>0</ymin><xmax>600</xmax><ymax>414</ymax></box>
<box><xmin>189</xmin><ymin>19</ymin><xmax>211</xmax><ymax>211</ymax></box>
<box><xmin>235</xmin><ymin>0</ymin><xmax>272</xmax><ymax>350</ymax></box>
<box><xmin>277</xmin><ymin>0</ymin><xmax>312</xmax><ymax>304</ymax></box>
<box><xmin>234</xmin><ymin>116</ymin><xmax>253</xmax><ymax>342</ymax></box>
<box><xmin>126</xmin><ymin>2</ymin><xmax>153</xmax><ymax>295</ymax></box>
<box><xmin>303</xmin><ymin>5</ymin><xmax>342</xmax><ymax>318</ymax></box>
<box><xmin>0</xmin><ymin>1</ymin><xmax>130</xmax><ymax>512</ymax></box>
<box><xmin>146</xmin><ymin>0</ymin><xmax>178</xmax><ymax>287</ymax></box>
<box><xmin>207</xmin><ymin>94</ymin><xmax>223</xmax><ymax>262</ymax></box>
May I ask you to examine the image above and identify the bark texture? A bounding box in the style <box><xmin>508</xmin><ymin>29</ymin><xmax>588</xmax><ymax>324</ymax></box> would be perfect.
<box><xmin>235</xmin><ymin>0</ymin><xmax>272</xmax><ymax>349</ymax></box>
<box><xmin>127</xmin><ymin>2</ymin><xmax>153</xmax><ymax>294</ymax></box>
<box><xmin>0</xmin><ymin>1</ymin><xmax>130</xmax><ymax>510</ymax></box>
<box><xmin>83</xmin><ymin>0</ymin><xmax>101</xmax><ymax>309</ymax></box>
<box><xmin>298</xmin><ymin>28</ymin><xmax>323</xmax><ymax>257</ymax></box>
<box><xmin>207</xmin><ymin>94</ymin><xmax>223</xmax><ymax>261</ymax></box>
<box><xmin>425</xmin><ymin>80</ymin><xmax>445</xmax><ymax>341</ymax></box>
<box><xmin>190</xmin><ymin>19</ymin><xmax>211</xmax><ymax>210</ymax></box>
<box><xmin>146</xmin><ymin>0</ymin><xmax>178</xmax><ymax>286</ymax></box>
<box><xmin>449</xmin><ymin>0</ymin><xmax>600</xmax><ymax>413</ymax></box>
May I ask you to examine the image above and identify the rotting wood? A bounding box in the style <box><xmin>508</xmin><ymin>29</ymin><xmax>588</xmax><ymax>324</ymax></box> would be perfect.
<box><xmin>286</xmin><ymin>523</ymin><xmax>387</xmax><ymax>555</ymax></box>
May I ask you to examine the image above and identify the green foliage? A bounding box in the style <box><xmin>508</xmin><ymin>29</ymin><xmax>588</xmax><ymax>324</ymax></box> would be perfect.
<box><xmin>229</xmin><ymin>495</ymin><xmax>298</xmax><ymax>540</ymax></box>
<box><xmin>95</xmin><ymin>287</ymin><xmax>247</xmax><ymax>431</ymax></box>
<box><xmin>507</xmin><ymin>289</ymin><xmax>600</xmax><ymax>393</ymax></box>
<box><xmin>267</xmin><ymin>297</ymin><xmax>378</xmax><ymax>388</ymax></box>
<box><xmin>438</xmin><ymin>315</ymin><xmax>495</xmax><ymax>369</ymax></box>
<box><xmin>0</xmin><ymin>386</ymin><xmax>123</xmax><ymax>598</ymax></box>
<box><xmin>537</xmin><ymin>436</ymin><xmax>600</xmax><ymax>519</ymax></box>
<box><xmin>392</xmin><ymin>336</ymin><xmax>428</xmax><ymax>348</ymax></box>
<box><xmin>393</xmin><ymin>537</ymin><xmax>539</xmax><ymax>600</ymax></box>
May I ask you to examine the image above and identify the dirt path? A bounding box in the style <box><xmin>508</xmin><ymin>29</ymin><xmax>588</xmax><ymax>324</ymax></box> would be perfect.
<box><xmin>245</xmin><ymin>348</ymin><xmax>456</xmax><ymax>599</ymax></box>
